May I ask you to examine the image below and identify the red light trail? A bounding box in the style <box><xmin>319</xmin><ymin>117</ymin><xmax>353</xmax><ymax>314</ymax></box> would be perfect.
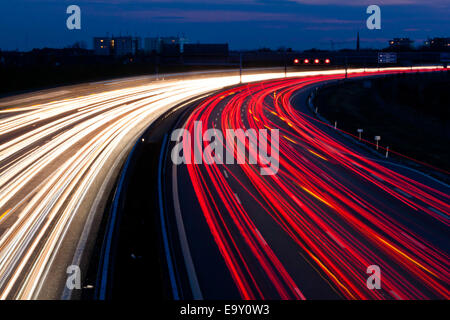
<box><xmin>178</xmin><ymin>68</ymin><xmax>450</xmax><ymax>299</ymax></box>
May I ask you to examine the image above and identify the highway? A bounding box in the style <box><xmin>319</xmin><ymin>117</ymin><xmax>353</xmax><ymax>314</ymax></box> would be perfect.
<box><xmin>0</xmin><ymin>68</ymin><xmax>304</xmax><ymax>299</ymax></box>
<box><xmin>166</xmin><ymin>67</ymin><xmax>450</xmax><ymax>299</ymax></box>
<box><xmin>0</xmin><ymin>66</ymin><xmax>446</xmax><ymax>300</ymax></box>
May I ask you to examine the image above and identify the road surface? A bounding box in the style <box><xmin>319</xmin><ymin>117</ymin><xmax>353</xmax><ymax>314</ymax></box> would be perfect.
<box><xmin>165</xmin><ymin>68</ymin><xmax>449</xmax><ymax>299</ymax></box>
<box><xmin>0</xmin><ymin>68</ymin><xmax>304</xmax><ymax>299</ymax></box>
<box><xmin>0</xmin><ymin>66</ymin><xmax>445</xmax><ymax>299</ymax></box>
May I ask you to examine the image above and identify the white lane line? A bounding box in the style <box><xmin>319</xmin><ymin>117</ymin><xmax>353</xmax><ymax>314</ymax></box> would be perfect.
<box><xmin>428</xmin><ymin>207</ymin><xmax>449</xmax><ymax>220</ymax></box>
<box><xmin>370</xmin><ymin>173</ymin><xmax>384</xmax><ymax>182</ymax></box>
<box><xmin>366</xmin><ymin>157</ymin><xmax>450</xmax><ymax>188</ymax></box>
<box><xmin>254</xmin><ymin>228</ymin><xmax>267</xmax><ymax>246</ymax></box>
<box><xmin>234</xmin><ymin>193</ymin><xmax>242</xmax><ymax>205</ymax></box>
<box><xmin>300</xmin><ymin>156</ymin><xmax>310</xmax><ymax>164</ymax></box>
<box><xmin>401</xmin><ymin>232</ymin><xmax>426</xmax><ymax>250</ymax></box>
<box><xmin>351</xmin><ymin>161</ymin><xmax>363</xmax><ymax>168</ymax></box>
<box><xmin>223</xmin><ymin>170</ymin><xmax>229</xmax><ymax>178</ymax></box>
<box><xmin>326</xmin><ymin>231</ymin><xmax>346</xmax><ymax>249</ymax></box>
<box><xmin>394</xmin><ymin>188</ymin><xmax>413</xmax><ymax>199</ymax></box>
<box><xmin>172</xmin><ymin>159</ymin><xmax>203</xmax><ymax>299</ymax></box>
<box><xmin>390</xmin><ymin>290</ymin><xmax>402</xmax><ymax>300</ymax></box>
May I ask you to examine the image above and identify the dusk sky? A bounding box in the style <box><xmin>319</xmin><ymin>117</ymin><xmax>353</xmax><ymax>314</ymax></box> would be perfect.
<box><xmin>1</xmin><ymin>0</ymin><xmax>449</xmax><ymax>51</ymax></box>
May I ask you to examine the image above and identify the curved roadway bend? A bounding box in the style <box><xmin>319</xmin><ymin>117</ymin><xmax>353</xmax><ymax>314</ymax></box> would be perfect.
<box><xmin>170</xmin><ymin>69</ymin><xmax>449</xmax><ymax>300</ymax></box>
<box><xmin>0</xmin><ymin>72</ymin><xmax>264</xmax><ymax>299</ymax></box>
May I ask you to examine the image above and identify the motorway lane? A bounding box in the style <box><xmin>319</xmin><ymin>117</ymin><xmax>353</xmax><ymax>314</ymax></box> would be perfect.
<box><xmin>0</xmin><ymin>66</ymin><xmax>352</xmax><ymax>300</ymax></box>
<box><xmin>169</xmin><ymin>68</ymin><xmax>449</xmax><ymax>299</ymax></box>
<box><xmin>0</xmin><ymin>66</ymin><xmax>444</xmax><ymax>300</ymax></box>
<box><xmin>0</xmin><ymin>71</ymin><xmax>275</xmax><ymax>299</ymax></box>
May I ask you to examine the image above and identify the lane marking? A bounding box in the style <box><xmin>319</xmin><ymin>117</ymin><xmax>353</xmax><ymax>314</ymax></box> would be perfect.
<box><xmin>370</xmin><ymin>173</ymin><xmax>384</xmax><ymax>182</ymax></box>
<box><xmin>223</xmin><ymin>170</ymin><xmax>229</xmax><ymax>178</ymax></box>
<box><xmin>304</xmin><ymin>250</ymin><xmax>355</xmax><ymax>299</ymax></box>
<box><xmin>401</xmin><ymin>232</ymin><xmax>426</xmax><ymax>250</ymax></box>
<box><xmin>367</xmin><ymin>158</ymin><xmax>450</xmax><ymax>188</ymax></box>
<box><xmin>254</xmin><ymin>228</ymin><xmax>267</xmax><ymax>246</ymax></box>
<box><xmin>0</xmin><ymin>209</ymin><xmax>11</xmax><ymax>221</ymax></box>
<box><xmin>307</xmin><ymin>149</ymin><xmax>328</xmax><ymax>161</ymax></box>
<box><xmin>301</xmin><ymin>186</ymin><xmax>334</xmax><ymax>208</ymax></box>
<box><xmin>171</xmin><ymin>135</ymin><xmax>204</xmax><ymax>299</ymax></box>
<box><xmin>376</xmin><ymin>235</ymin><xmax>438</xmax><ymax>277</ymax></box>
<box><xmin>351</xmin><ymin>161</ymin><xmax>363</xmax><ymax>168</ymax></box>
<box><xmin>283</xmin><ymin>135</ymin><xmax>297</xmax><ymax>144</ymax></box>
<box><xmin>234</xmin><ymin>193</ymin><xmax>242</xmax><ymax>205</ymax></box>
<box><xmin>326</xmin><ymin>231</ymin><xmax>346</xmax><ymax>249</ymax></box>
<box><xmin>390</xmin><ymin>290</ymin><xmax>402</xmax><ymax>300</ymax></box>
<box><xmin>428</xmin><ymin>207</ymin><xmax>449</xmax><ymax>220</ymax></box>
<box><xmin>394</xmin><ymin>188</ymin><xmax>412</xmax><ymax>199</ymax></box>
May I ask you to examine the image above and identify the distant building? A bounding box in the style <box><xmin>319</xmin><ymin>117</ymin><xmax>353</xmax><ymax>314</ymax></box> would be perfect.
<box><xmin>143</xmin><ymin>36</ymin><xmax>189</xmax><ymax>54</ymax></box>
<box><xmin>423</xmin><ymin>37</ymin><xmax>450</xmax><ymax>51</ymax></box>
<box><xmin>113</xmin><ymin>36</ymin><xmax>140</xmax><ymax>56</ymax></box>
<box><xmin>93</xmin><ymin>36</ymin><xmax>141</xmax><ymax>56</ymax></box>
<box><xmin>93</xmin><ymin>37</ymin><xmax>112</xmax><ymax>56</ymax></box>
<box><xmin>388</xmin><ymin>38</ymin><xmax>414</xmax><ymax>50</ymax></box>
<box><xmin>144</xmin><ymin>37</ymin><xmax>160</xmax><ymax>53</ymax></box>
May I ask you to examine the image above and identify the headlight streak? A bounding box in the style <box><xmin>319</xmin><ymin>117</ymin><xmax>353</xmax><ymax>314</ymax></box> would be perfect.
<box><xmin>1</xmin><ymin>71</ymin><xmax>307</xmax><ymax>299</ymax></box>
<box><xmin>180</xmin><ymin>67</ymin><xmax>449</xmax><ymax>299</ymax></box>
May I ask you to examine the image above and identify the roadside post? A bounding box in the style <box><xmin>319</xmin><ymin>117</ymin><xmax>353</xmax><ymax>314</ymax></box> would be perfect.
<box><xmin>374</xmin><ymin>136</ymin><xmax>381</xmax><ymax>150</ymax></box>
<box><xmin>239</xmin><ymin>52</ymin><xmax>243</xmax><ymax>84</ymax></box>
<box><xmin>357</xmin><ymin>128</ymin><xmax>363</xmax><ymax>141</ymax></box>
<box><xmin>345</xmin><ymin>56</ymin><xmax>348</xmax><ymax>79</ymax></box>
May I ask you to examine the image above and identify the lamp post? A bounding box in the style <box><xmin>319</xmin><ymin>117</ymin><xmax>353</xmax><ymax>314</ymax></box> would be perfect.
<box><xmin>284</xmin><ymin>49</ymin><xmax>287</xmax><ymax>78</ymax></box>
<box><xmin>239</xmin><ymin>52</ymin><xmax>243</xmax><ymax>84</ymax></box>
<box><xmin>345</xmin><ymin>56</ymin><xmax>348</xmax><ymax>79</ymax></box>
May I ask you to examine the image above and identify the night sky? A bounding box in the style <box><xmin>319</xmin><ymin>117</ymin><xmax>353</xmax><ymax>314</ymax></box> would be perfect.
<box><xmin>0</xmin><ymin>0</ymin><xmax>449</xmax><ymax>51</ymax></box>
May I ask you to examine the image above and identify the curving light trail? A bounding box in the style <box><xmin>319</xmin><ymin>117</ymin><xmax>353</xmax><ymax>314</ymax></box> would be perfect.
<box><xmin>180</xmin><ymin>67</ymin><xmax>449</xmax><ymax>299</ymax></box>
<box><xmin>0</xmin><ymin>71</ymin><xmax>297</xmax><ymax>299</ymax></box>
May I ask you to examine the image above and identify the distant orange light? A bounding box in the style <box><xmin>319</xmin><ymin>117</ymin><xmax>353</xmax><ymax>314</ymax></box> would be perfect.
<box><xmin>304</xmin><ymin>59</ymin><xmax>309</xmax><ymax>64</ymax></box>
<box><xmin>294</xmin><ymin>59</ymin><xmax>299</xmax><ymax>64</ymax></box>
<box><xmin>325</xmin><ymin>59</ymin><xmax>330</xmax><ymax>64</ymax></box>
<box><xmin>314</xmin><ymin>59</ymin><xmax>320</xmax><ymax>64</ymax></box>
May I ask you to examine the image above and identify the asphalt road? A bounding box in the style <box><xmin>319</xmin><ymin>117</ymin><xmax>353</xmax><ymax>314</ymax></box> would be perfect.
<box><xmin>0</xmin><ymin>67</ymin><xmax>305</xmax><ymax>299</ymax></box>
<box><xmin>1</xmin><ymin>66</ymin><xmax>358</xmax><ymax>300</ymax></box>
<box><xmin>167</xmin><ymin>67</ymin><xmax>449</xmax><ymax>299</ymax></box>
<box><xmin>0</xmin><ymin>65</ymin><xmax>445</xmax><ymax>300</ymax></box>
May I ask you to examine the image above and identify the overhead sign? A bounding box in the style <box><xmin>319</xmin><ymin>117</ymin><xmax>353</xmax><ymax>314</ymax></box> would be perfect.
<box><xmin>378</xmin><ymin>52</ymin><xmax>397</xmax><ymax>64</ymax></box>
